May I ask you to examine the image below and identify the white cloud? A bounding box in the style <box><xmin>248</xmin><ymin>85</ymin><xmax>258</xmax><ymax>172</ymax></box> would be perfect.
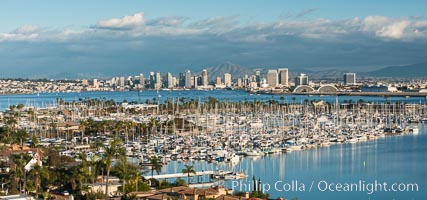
<box><xmin>0</xmin><ymin>33</ymin><xmax>39</xmax><ymax>41</ymax></box>
<box><xmin>0</xmin><ymin>25</ymin><xmax>41</xmax><ymax>41</ymax></box>
<box><xmin>376</xmin><ymin>20</ymin><xmax>411</xmax><ymax>39</ymax></box>
<box><xmin>147</xmin><ymin>16</ymin><xmax>186</xmax><ymax>27</ymax></box>
<box><xmin>359</xmin><ymin>16</ymin><xmax>427</xmax><ymax>39</ymax></box>
<box><xmin>362</xmin><ymin>16</ymin><xmax>391</xmax><ymax>32</ymax></box>
<box><xmin>14</xmin><ymin>24</ymin><xmax>39</xmax><ymax>34</ymax></box>
<box><xmin>189</xmin><ymin>16</ymin><xmax>239</xmax><ymax>33</ymax></box>
<box><xmin>2</xmin><ymin>14</ymin><xmax>427</xmax><ymax>43</ymax></box>
<box><xmin>95</xmin><ymin>12</ymin><xmax>145</xmax><ymax>30</ymax></box>
<box><xmin>1</xmin><ymin>13</ymin><xmax>427</xmax><ymax>78</ymax></box>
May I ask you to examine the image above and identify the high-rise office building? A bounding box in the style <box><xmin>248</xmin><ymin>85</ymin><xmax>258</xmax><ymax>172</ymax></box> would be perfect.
<box><xmin>184</xmin><ymin>69</ymin><xmax>192</xmax><ymax>88</ymax></box>
<box><xmin>166</xmin><ymin>72</ymin><xmax>173</xmax><ymax>88</ymax></box>
<box><xmin>267</xmin><ymin>70</ymin><xmax>278</xmax><ymax>87</ymax></box>
<box><xmin>149</xmin><ymin>72</ymin><xmax>155</xmax><ymax>89</ymax></box>
<box><xmin>155</xmin><ymin>72</ymin><xmax>162</xmax><ymax>89</ymax></box>
<box><xmin>255</xmin><ymin>70</ymin><xmax>261</xmax><ymax>83</ymax></box>
<box><xmin>172</xmin><ymin>77</ymin><xmax>177</xmax><ymax>87</ymax></box>
<box><xmin>344</xmin><ymin>73</ymin><xmax>356</xmax><ymax>86</ymax></box>
<box><xmin>237</xmin><ymin>78</ymin><xmax>243</xmax><ymax>87</ymax></box>
<box><xmin>224</xmin><ymin>73</ymin><xmax>232</xmax><ymax>87</ymax></box>
<box><xmin>139</xmin><ymin>73</ymin><xmax>144</xmax><ymax>84</ymax></box>
<box><xmin>202</xmin><ymin>69</ymin><xmax>208</xmax><ymax>86</ymax></box>
<box><xmin>136</xmin><ymin>74</ymin><xmax>144</xmax><ymax>88</ymax></box>
<box><xmin>127</xmin><ymin>76</ymin><xmax>133</xmax><ymax>87</ymax></box>
<box><xmin>179</xmin><ymin>72</ymin><xmax>185</xmax><ymax>87</ymax></box>
<box><xmin>295</xmin><ymin>73</ymin><xmax>309</xmax><ymax>86</ymax></box>
<box><xmin>93</xmin><ymin>79</ymin><xmax>98</xmax><ymax>88</ymax></box>
<box><xmin>193</xmin><ymin>76</ymin><xmax>198</xmax><ymax>88</ymax></box>
<box><xmin>216</xmin><ymin>77</ymin><xmax>222</xmax><ymax>85</ymax></box>
<box><xmin>278</xmin><ymin>68</ymin><xmax>289</xmax><ymax>86</ymax></box>
<box><xmin>119</xmin><ymin>76</ymin><xmax>125</xmax><ymax>89</ymax></box>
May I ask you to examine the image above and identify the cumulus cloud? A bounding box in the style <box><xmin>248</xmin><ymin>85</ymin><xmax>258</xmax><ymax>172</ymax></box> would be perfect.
<box><xmin>94</xmin><ymin>12</ymin><xmax>145</xmax><ymax>30</ymax></box>
<box><xmin>1</xmin><ymin>13</ymin><xmax>427</xmax><ymax>78</ymax></box>
<box><xmin>14</xmin><ymin>24</ymin><xmax>39</xmax><ymax>34</ymax></box>
<box><xmin>376</xmin><ymin>20</ymin><xmax>411</xmax><ymax>39</ymax></box>
<box><xmin>0</xmin><ymin>24</ymin><xmax>41</xmax><ymax>41</ymax></box>
<box><xmin>359</xmin><ymin>16</ymin><xmax>427</xmax><ymax>39</ymax></box>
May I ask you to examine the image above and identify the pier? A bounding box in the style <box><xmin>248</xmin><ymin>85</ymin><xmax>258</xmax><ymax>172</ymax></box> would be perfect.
<box><xmin>144</xmin><ymin>170</ymin><xmax>215</xmax><ymax>180</ymax></box>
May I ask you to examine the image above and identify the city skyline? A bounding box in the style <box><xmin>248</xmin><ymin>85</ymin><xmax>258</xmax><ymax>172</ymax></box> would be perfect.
<box><xmin>1</xmin><ymin>1</ymin><xmax>427</xmax><ymax>78</ymax></box>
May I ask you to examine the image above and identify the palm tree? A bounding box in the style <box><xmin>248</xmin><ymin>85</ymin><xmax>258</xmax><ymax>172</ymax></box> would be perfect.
<box><xmin>150</xmin><ymin>156</ymin><xmax>162</xmax><ymax>179</ymax></box>
<box><xmin>112</xmin><ymin>155</ymin><xmax>135</xmax><ymax>196</ymax></box>
<box><xmin>133</xmin><ymin>171</ymin><xmax>143</xmax><ymax>192</ymax></box>
<box><xmin>29</xmin><ymin>165</ymin><xmax>43</xmax><ymax>199</ymax></box>
<box><xmin>181</xmin><ymin>165</ymin><xmax>196</xmax><ymax>185</ymax></box>
<box><xmin>148</xmin><ymin>118</ymin><xmax>159</xmax><ymax>139</ymax></box>
<box><xmin>102</xmin><ymin>138</ymin><xmax>125</xmax><ymax>200</ymax></box>
<box><xmin>77</xmin><ymin>152</ymin><xmax>91</xmax><ymax>194</ymax></box>
<box><xmin>79</xmin><ymin>120</ymin><xmax>88</xmax><ymax>144</ymax></box>
<box><xmin>12</xmin><ymin>155</ymin><xmax>26</xmax><ymax>194</ymax></box>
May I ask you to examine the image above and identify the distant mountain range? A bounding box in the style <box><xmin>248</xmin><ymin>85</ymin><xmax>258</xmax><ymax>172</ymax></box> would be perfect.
<box><xmin>198</xmin><ymin>62</ymin><xmax>257</xmax><ymax>80</ymax></box>
<box><xmin>14</xmin><ymin>61</ymin><xmax>427</xmax><ymax>80</ymax></box>
<box><xmin>196</xmin><ymin>62</ymin><xmax>427</xmax><ymax>80</ymax></box>
<box><xmin>363</xmin><ymin>62</ymin><xmax>427</xmax><ymax>78</ymax></box>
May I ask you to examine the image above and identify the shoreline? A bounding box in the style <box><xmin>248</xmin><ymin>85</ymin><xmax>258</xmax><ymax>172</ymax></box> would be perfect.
<box><xmin>252</xmin><ymin>91</ymin><xmax>427</xmax><ymax>97</ymax></box>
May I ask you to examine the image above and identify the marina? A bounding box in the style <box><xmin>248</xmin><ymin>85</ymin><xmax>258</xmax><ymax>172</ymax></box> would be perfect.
<box><xmin>1</xmin><ymin>90</ymin><xmax>427</xmax><ymax>111</ymax></box>
<box><xmin>0</xmin><ymin>90</ymin><xmax>426</xmax><ymax>199</ymax></box>
<box><xmin>133</xmin><ymin>124</ymin><xmax>426</xmax><ymax>199</ymax></box>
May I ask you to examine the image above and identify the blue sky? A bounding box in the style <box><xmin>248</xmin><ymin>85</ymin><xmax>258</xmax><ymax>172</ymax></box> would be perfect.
<box><xmin>1</xmin><ymin>0</ymin><xmax>427</xmax><ymax>78</ymax></box>
<box><xmin>1</xmin><ymin>0</ymin><xmax>425</xmax><ymax>31</ymax></box>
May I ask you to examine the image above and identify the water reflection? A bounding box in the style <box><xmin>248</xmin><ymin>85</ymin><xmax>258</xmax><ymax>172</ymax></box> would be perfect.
<box><xmin>156</xmin><ymin>127</ymin><xmax>426</xmax><ymax>199</ymax></box>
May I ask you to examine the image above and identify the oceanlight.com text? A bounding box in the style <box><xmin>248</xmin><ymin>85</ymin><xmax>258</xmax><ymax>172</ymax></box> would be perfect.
<box><xmin>231</xmin><ymin>180</ymin><xmax>419</xmax><ymax>195</ymax></box>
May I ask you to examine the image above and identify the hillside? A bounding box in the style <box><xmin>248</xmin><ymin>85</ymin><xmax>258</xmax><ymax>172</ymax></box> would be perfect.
<box><xmin>364</xmin><ymin>62</ymin><xmax>427</xmax><ymax>78</ymax></box>
<box><xmin>198</xmin><ymin>62</ymin><xmax>258</xmax><ymax>80</ymax></box>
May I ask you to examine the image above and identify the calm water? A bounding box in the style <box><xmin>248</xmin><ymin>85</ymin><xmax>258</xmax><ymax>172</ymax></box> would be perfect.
<box><xmin>158</xmin><ymin>126</ymin><xmax>427</xmax><ymax>200</ymax></box>
<box><xmin>0</xmin><ymin>90</ymin><xmax>426</xmax><ymax>111</ymax></box>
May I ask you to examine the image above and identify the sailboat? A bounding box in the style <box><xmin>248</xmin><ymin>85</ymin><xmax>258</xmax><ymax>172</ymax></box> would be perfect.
<box><xmin>410</xmin><ymin>126</ymin><xmax>419</xmax><ymax>135</ymax></box>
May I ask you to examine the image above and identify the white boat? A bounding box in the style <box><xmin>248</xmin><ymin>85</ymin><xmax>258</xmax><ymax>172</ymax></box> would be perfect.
<box><xmin>228</xmin><ymin>155</ymin><xmax>240</xmax><ymax>163</ymax></box>
<box><xmin>357</xmin><ymin>135</ymin><xmax>368</xmax><ymax>142</ymax></box>
<box><xmin>347</xmin><ymin>138</ymin><xmax>358</xmax><ymax>144</ymax></box>
<box><xmin>289</xmin><ymin>145</ymin><xmax>304</xmax><ymax>151</ymax></box>
<box><xmin>244</xmin><ymin>150</ymin><xmax>264</xmax><ymax>156</ymax></box>
<box><xmin>223</xmin><ymin>174</ymin><xmax>236</xmax><ymax>180</ymax></box>
<box><xmin>235</xmin><ymin>171</ymin><xmax>248</xmax><ymax>179</ymax></box>
<box><xmin>410</xmin><ymin>126</ymin><xmax>419</xmax><ymax>134</ymax></box>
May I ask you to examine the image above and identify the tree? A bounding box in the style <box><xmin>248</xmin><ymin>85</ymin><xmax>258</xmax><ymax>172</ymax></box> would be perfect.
<box><xmin>30</xmin><ymin>135</ymin><xmax>39</xmax><ymax>148</ymax></box>
<box><xmin>112</xmin><ymin>156</ymin><xmax>134</xmax><ymax>196</ymax></box>
<box><xmin>14</xmin><ymin>129</ymin><xmax>29</xmax><ymax>147</ymax></box>
<box><xmin>11</xmin><ymin>154</ymin><xmax>30</xmax><ymax>194</ymax></box>
<box><xmin>76</xmin><ymin>152</ymin><xmax>91</xmax><ymax>195</ymax></box>
<box><xmin>150</xmin><ymin>156</ymin><xmax>162</xmax><ymax>179</ymax></box>
<box><xmin>79</xmin><ymin>120</ymin><xmax>88</xmax><ymax>144</ymax></box>
<box><xmin>181</xmin><ymin>165</ymin><xmax>196</xmax><ymax>185</ymax></box>
<box><xmin>148</xmin><ymin>118</ymin><xmax>159</xmax><ymax>138</ymax></box>
<box><xmin>102</xmin><ymin>138</ymin><xmax>125</xmax><ymax>200</ymax></box>
<box><xmin>29</xmin><ymin>165</ymin><xmax>43</xmax><ymax>199</ymax></box>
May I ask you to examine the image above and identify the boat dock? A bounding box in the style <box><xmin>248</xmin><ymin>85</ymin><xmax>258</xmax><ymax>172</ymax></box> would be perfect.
<box><xmin>145</xmin><ymin>170</ymin><xmax>215</xmax><ymax>180</ymax></box>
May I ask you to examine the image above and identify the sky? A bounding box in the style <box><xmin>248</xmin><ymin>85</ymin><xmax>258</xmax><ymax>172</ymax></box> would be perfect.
<box><xmin>1</xmin><ymin>0</ymin><xmax>427</xmax><ymax>78</ymax></box>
